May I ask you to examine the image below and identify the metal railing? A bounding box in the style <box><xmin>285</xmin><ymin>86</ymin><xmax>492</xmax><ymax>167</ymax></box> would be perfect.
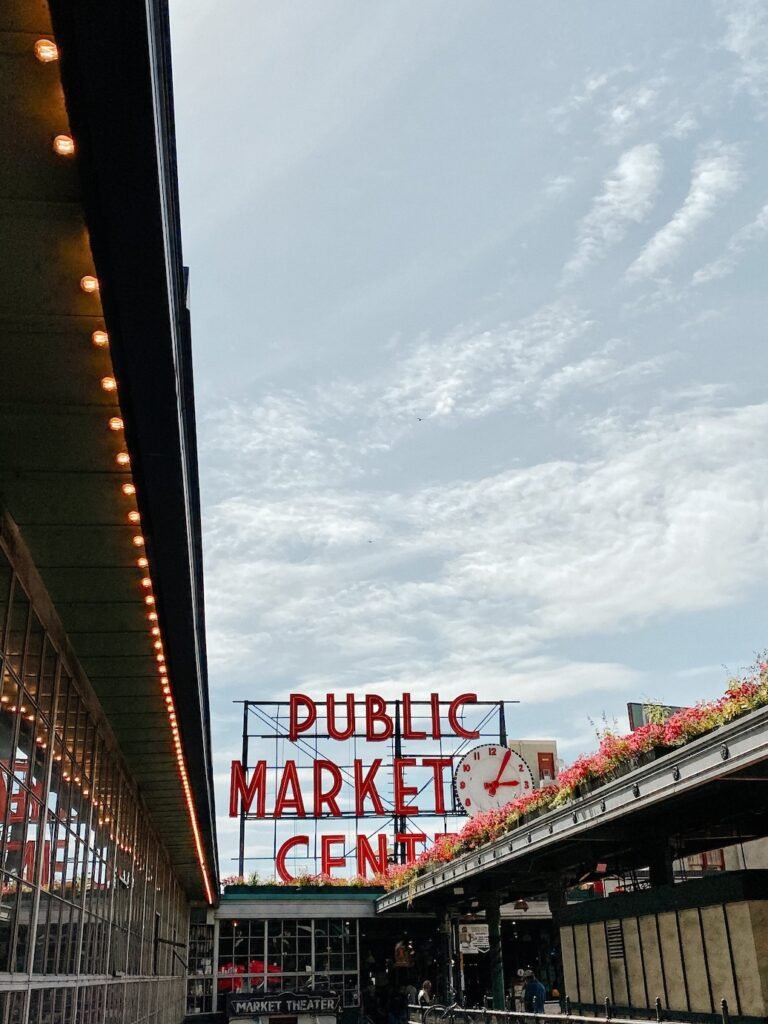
<box><xmin>408</xmin><ymin>996</ymin><xmax>736</xmax><ymax>1024</ymax></box>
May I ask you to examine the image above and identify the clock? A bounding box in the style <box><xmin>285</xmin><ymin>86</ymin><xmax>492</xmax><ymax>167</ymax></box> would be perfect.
<box><xmin>453</xmin><ymin>744</ymin><xmax>534</xmax><ymax>816</ymax></box>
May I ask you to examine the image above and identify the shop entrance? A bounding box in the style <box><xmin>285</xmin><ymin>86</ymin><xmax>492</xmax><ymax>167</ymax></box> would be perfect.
<box><xmin>359</xmin><ymin>917</ymin><xmax>446</xmax><ymax>1024</ymax></box>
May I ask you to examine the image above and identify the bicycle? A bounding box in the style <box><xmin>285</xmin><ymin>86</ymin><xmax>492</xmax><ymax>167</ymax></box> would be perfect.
<box><xmin>423</xmin><ymin>1002</ymin><xmax>470</xmax><ymax>1024</ymax></box>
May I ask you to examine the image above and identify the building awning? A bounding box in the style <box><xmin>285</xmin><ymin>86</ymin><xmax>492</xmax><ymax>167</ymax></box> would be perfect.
<box><xmin>0</xmin><ymin>0</ymin><xmax>217</xmax><ymax>901</ymax></box>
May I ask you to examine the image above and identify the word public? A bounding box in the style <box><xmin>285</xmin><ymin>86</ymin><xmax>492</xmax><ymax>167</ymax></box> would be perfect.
<box><xmin>229</xmin><ymin>692</ymin><xmax>480</xmax><ymax>881</ymax></box>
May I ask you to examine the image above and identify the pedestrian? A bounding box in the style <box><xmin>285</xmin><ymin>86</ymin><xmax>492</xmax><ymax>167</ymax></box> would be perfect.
<box><xmin>522</xmin><ymin>973</ymin><xmax>546</xmax><ymax>1013</ymax></box>
<box><xmin>417</xmin><ymin>980</ymin><xmax>433</xmax><ymax>1021</ymax></box>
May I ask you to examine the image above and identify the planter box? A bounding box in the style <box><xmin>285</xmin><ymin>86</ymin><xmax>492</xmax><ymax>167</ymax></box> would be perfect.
<box><xmin>222</xmin><ymin>883</ymin><xmax>385</xmax><ymax>896</ymax></box>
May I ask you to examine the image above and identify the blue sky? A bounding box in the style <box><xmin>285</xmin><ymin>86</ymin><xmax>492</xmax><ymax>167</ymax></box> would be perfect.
<box><xmin>169</xmin><ymin>0</ymin><xmax>768</xmax><ymax>873</ymax></box>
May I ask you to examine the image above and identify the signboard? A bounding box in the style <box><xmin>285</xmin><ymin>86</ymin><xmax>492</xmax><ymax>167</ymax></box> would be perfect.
<box><xmin>459</xmin><ymin>924</ymin><xmax>489</xmax><ymax>954</ymax></box>
<box><xmin>228</xmin><ymin>990</ymin><xmax>339</xmax><ymax>1021</ymax></box>
<box><xmin>230</xmin><ymin>693</ymin><xmax>514</xmax><ymax>879</ymax></box>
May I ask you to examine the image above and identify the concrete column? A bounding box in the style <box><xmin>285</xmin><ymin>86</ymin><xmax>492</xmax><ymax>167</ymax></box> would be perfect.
<box><xmin>485</xmin><ymin>895</ymin><xmax>505</xmax><ymax>1010</ymax></box>
<box><xmin>548</xmin><ymin>884</ymin><xmax>567</xmax><ymax>999</ymax></box>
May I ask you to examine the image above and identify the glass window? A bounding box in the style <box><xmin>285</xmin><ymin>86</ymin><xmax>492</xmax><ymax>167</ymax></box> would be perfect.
<box><xmin>0</xmin><ymin>542</ymin><xmax>193</xmax><ymax>1004</ymax></box>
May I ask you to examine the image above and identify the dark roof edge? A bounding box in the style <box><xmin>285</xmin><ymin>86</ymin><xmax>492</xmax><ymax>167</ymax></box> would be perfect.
<box><xmin>48</xmin><ymin>0</ymin><xmax>218</xmax><ymax>898</ymax></box>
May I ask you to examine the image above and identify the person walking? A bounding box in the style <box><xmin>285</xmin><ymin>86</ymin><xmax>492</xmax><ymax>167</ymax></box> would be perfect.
<box><xmin>417</xmin><ymin>980</ymin><xmax>433</xmax><ymax>1021</ymax></box>
<box><xmin>522</xmin><ymin>973</ymin><xmax>546</xmax><ymax>1013</ymax></box>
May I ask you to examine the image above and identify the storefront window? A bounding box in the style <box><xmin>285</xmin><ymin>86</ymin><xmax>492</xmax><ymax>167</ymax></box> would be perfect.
<box><xmin>0</xmin><ymin>541</ymin><xmax>190</xmax><ymax>1017</ymax></box>
<box><xmin>216</xmin><ymin>918</ymin><xmax>360</xmax><ymax>1012</ymax></box>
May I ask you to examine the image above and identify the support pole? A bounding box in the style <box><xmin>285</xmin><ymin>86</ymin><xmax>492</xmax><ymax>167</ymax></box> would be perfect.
<box><xmin>648</xmin><ymin>844</ymin><xmax>674</xmax><ymax>888</ymax></box>
<box><xmin>238</xmin><ymin>702</ymin><xmax>249</xmax><ymax>877</ymax></box>
<box><xmin>485</xmin><ymin>894</ymin><xmax>505</xmax><ymax>1010</ymax></box>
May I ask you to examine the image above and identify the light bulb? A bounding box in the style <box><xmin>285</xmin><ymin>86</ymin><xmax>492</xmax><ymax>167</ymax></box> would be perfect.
<box><xmin>116</xmin><ymin>452</ymin><xmax>130</xmax><ymax>467</ymax></box>
<box><xmin>34</xmin><ymin>39</ymin><xmax>59</xmax><ymax>63</ymax></box>
<box><xmin>52</xmin><ymin>134</ymin><xmax>75</xmax><ymax>156</ymax></box>
<box><xmin>148</xmin><ymin>611</ymin><xmax>158</xmax><ymax>622</ymax></box>
<box><xmin>138</xmin><ymin>557</ymin><xmax>148</xmax><ymax>568</ymax></box>
<box><xmin>153</xmin><ymin>640</ymin><xmax>162</xmax><ymax>650</ymax></box>
<box><xmin>132</xmin><ymin>534</ymin><xmax>144</xmax><ymax>547</ymax></box>
<box><xmin>80</xmin><ymin>275</ymin><xmax>99</xmax><ymax>294</ymax></box>
<box><xmin>128</xmin><ymin>510</ymin><xmax>140</xmax><ymax>524</ymax></box>
<box><xmin>141</xmin><ymin>577</ymin><xmax>152</xmax><ymax>589</ymax></box>
<box><xmin>122</xmin><ymin>483</ymin><xmax>136</xmax><ymax>497</ymax></box>
<box><xmin>151</xmin><ymin>626</ymin><xmax>160</xmax><ymax>636</ymax></box>
<box><xmin>101</xmin><ymin>377</ymin><xmax>117</xmax><ymax>392</ymax></box>
<box><xmin>108</xmin><ymin>417</ymin><xmax>123</xmax><ymax>431</ymax></box>
<box><xmin>92</xmin><ymin>330</ymin><xmax>109</xmax><ymax>348</ymax></box>
<box><xmin>144</xmin><ymin>594</ymin><xmax>155</xmax><ymax>606</ymax></box>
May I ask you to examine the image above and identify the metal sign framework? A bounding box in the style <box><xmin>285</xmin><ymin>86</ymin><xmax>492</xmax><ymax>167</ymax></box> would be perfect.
<box><xmin>234</xmin><ymin>698</ymin><xmax>515</xmax><ymax>876</ymax></box>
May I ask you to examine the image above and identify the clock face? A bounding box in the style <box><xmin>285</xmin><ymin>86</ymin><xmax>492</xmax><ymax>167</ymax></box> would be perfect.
<box><xmin>454</xmin><ymin>744</ymin><xmax>534</xmax><ymax>816</ymax></box>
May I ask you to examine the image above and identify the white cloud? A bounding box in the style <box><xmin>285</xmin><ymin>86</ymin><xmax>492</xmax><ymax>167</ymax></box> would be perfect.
<box><xmin>549</xmin><ymin>68</ymin><xmax>632</xmax><ymax>132</ymax></box>
<box><xmin>667</xmin><ymin>112</ymin><xmax>699</xmax><ymax>139</ymax></box>
<box><xmin>202</xmin><ymin>402</ymin><xmax>768</xmax><ymax>694</ymax></box>
<box><xmin>626</xmin><ymin>144</ymin><xmax>743</xmax><ymax>280</ymax></box>
<box><xmin>535</xmin><ymin>352</ymin><xmax>667</xmax><ymax>408</ymax></box>
<box><xmin>562</xmin><ymin>144</ymin><xmax>663</xmax><ymax>281</ymax></box>
<box><xmin>373</xmin><ymin>304</ymin><xmax>593</xmax><ymax>425</ymax></box>
<box><xmin>691</xmin><ymin>202</ymin><xmax>768</xmax><ymax>284</ymax></box>
<box><xmin>597</xmin><ymin>80</ymin><xmax>665</xmax><ymax>144</ymax></box>
<box><xmin>718</xmin><ymin>0</ymin><xmax>768</xmax><ymax>108</ymax></box>
<box><xmin>544</xmin><ymin>175</ymin><xmax>575</xmax><ymax>199</ymax></box>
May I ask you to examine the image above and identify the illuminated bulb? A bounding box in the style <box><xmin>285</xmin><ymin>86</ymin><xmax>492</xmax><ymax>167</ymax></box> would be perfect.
<box><xmin>144</xmin><ymin>594</ymin><xmax>155</xmax><ymax>606</ymax></box>
<box><xmin>141</xmin><ymin>577</ymin><xmax>152</xmax><ymax>589</ymax></box>
<box><xmin>116</xmin><ymin>452</ymin><xmax>130</xmax><ymax>467</ymax></box>
<box><xmin>164</xmin><ymin>696</ymin><xmax>173</xmax><ymax>706</ymax></box>
<box><xmin>148</xmin><ymin>611</ymin><xmax>158</xmax><ymax>622</ymax></box>
<box><xmin>80</xmin><ymin>275</ymin><xmax>99</xmax><ymax>294</ymax></box>
<box><xmin>0</xmin><ymin>696</ymin><xmax>7</xmax><ymax>703</ymax></box>
<box><xmin>92</xmin><ymin>329</ymin><xmax>108</xmax><ymax>348</ymax></box>
<box><xmin>101</xmin><ymin>376</ymin><xmax>117</xmax><ymax>393</ymax></box>
<box><xmin>108</xmin><ymin>417</ymin><xmax>124</xmax><ymax>431</ymax></box>
<box><xmin>132</xmin><ymin>534</ymin><xmax>144</xmax><ymax>547</ymax></box>
<box><xmin>34</xmin><ymin>39</ymin><xmax>59</xmax><ymax>63</ymax></box>
<box><xmin>156</xmin><ymin>653</ymin><xmax>165</xmax><ymax>663</ymax></box>
<box><xmin>158</xmin><ymin>664</ymin><xmax>167</xmax><ymax>675</ymax></box>
<box><xmin>151</xmin><ymin>627</ymin><xmax>160</xmax><ymax>637</ymax></box>
<box><xmin>153</xmin><ymin>640</ymin><xmax>162</xmax><ymax>650</ymax></box>
<box><xmin>52</xmin><ymin>134</ymin><xmax>75</xmax><ymax>156</ymax></box>
<box><xmin>26</xmin><ymin>714</ymin><xmax>34</xmax><ymax>721</ymax></box>
<box><xmin>162</xmin><ymin>686</ymin><xmax>170</xmax><ymax>695</ymax></box>
<box><xmin>19</xmin><ymin>706</ymin><xmax>26</xmax><ymax>713</ymax></box>
<box><xmin>122</xmin><ymin>483</ymin><xmax>136</xmax><ymax>497</ymax></box>
<box><xmin>128</xmin><ymin>510</ymin><xmax>141</xmax><ymax>524</ymax></box>
<box><xmin>138</xmin><ymin>557</ymin><xmax>149</xmax><ymax>569</ymax></box>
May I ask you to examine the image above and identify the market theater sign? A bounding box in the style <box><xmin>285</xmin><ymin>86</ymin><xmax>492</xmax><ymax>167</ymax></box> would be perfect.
<box><xmin>229</xmin><ymin>692</ymin><xmax>481</xmax><ymax>881</ymax></box>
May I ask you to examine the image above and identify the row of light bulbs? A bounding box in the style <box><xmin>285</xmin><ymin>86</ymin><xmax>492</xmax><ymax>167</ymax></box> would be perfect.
<box><xmin>35</xmin><ymin>35</ymin><xmax>214</xmax><ymax>903</ymax></box>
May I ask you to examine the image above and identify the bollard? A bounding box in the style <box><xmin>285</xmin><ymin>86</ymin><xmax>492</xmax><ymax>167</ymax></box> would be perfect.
<box><xmin>654</xmin><ymin>996</ymin><xmax>663</xmax><ymax>1022</ymax></box>
<box><xmin>720</xmin><ymin>998</ymin><xmax>730</xmax><ymax>1024</ymax></box>
<box><xmin>564</xmin><ymin>995</ymin><xmax>571</xmax><ymax>1017</ymax></box>
<box><xmin>604</xmin><ymin>997</ymin><xmax>612</xmax><ymax>1019</ymax></box>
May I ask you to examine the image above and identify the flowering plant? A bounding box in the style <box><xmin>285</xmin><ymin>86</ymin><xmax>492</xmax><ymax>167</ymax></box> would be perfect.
<box><xmin>381</xmin><ymin>657</ymin><xmax>768</xmax><ymax>890</ymax></box>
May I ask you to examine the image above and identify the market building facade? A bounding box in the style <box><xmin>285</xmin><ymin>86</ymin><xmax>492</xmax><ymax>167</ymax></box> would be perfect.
<box><xmin>1</xmin><ymin>0</ymin><xmax>218</xmax><ymax>1020</ymax></box>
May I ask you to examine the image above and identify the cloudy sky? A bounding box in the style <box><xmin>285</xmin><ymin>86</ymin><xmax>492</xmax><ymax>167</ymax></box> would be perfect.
<box><xmin>169</xmin><ymin>0</ymin><xmax>768</xmax><ymax>873</ymax></box>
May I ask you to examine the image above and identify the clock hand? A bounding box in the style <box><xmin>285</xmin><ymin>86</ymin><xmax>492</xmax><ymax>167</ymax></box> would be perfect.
<box><xmin>484</xmin><ymin>749</ymin><xmax>512</xmax><ymax>797</ymax></box>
